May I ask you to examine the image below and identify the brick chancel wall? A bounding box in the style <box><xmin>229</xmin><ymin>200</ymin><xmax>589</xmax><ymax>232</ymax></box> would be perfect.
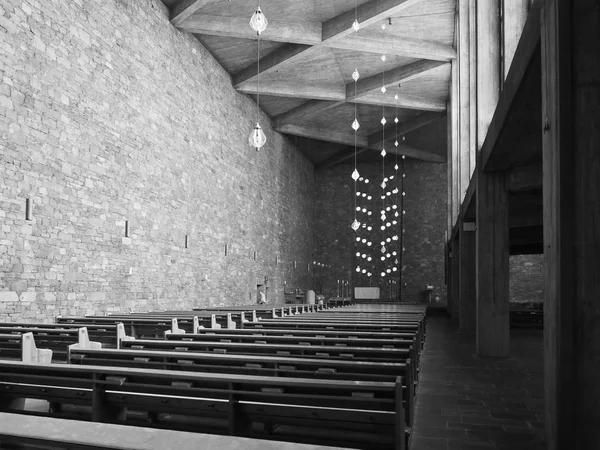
<box><xmin>0</xmin><ymin>0</ymin><xmax>314</xmax><ymax>320</ymax></box>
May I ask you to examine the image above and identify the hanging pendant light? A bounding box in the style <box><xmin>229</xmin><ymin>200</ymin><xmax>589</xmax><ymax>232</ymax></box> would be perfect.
<box><xmin>351</xmin><ymin>169</ymin><xmax>360</xmax><ymax>181</ymax></box>
<box><xmin>352</xmin><ymin>68</ymin><xmax>360</xmax><ymax>81</ymax></box>
<box><xmin>249</xmin><ymin>6</ymin><xmax>268</xmax><ymax>34</ymax></box>
<box><xmin>351</xmin><ymin>219</ymin><xmax>360</xmax><ymax>231</ymax></box>
<box><xmin>249</xmin><ymin>123</ymin><xmax>266</xmax><ymax>148</ymax></box>
<box><xmin>249</xmin><ymin>5</ymin><xmax>268</xmax><ymax>150</ymax></box>
<box><xmin>352</xmin><ymin>119</ymin><xmax>360</xmax><ymax>131</ymax></box>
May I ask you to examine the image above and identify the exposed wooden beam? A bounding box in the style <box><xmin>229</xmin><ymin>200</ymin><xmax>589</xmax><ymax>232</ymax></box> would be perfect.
<box><xmin>237</xmin><ymin>82</ymin><xmax>345</xmax><ymax>102</ymax></box>
<box><xmin>326</xmin><ymin>33</ymin><xmax>456</xmax><ymax>60</ymax></box>
<box><xmin>275</xmin><ymin>100</ymin><xmax>344</xmax><ymax>127</ymax></box>
<box><xmin>177</xmin><ymin>15</ymin><xmax>322</xmax><ymax>45</ymax></box>
<box><xmin>316</xmin><ymin>147</ymin><xmax>370</xmax><ymax>170</ymax></box>
<box><xmin>322</xmin><ymin>0</ymin><xmax>423</xmax><ymax>43</ymax></box>
<box><xmin>368</xmin><ymin>111</ymin><xmax>446</xmax><ymax>148</ymax></box>
<box><xmin>277</xmin><ymin>124</ymin><xmax>369</xmax><ymax>148</ymax></box>
<box><xmin>232</xmin><ymin>44</ymin><xmax>313</xmax><ymax>87</ymax></box>
<box><xmin>347</xmin><ymin>60</ymin><xmax>448</xmax><ymax>101</ymax></box>
<box><xmin>170</xmin><ymin>0</ymin><xmax>221</xmax><ymax>27</ymax></box>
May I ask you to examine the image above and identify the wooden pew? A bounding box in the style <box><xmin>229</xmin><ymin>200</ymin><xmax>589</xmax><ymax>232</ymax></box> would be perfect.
<box><xmin>169</xmin><ymin>327</ymin><xmax>415</xmax><ymax>340</ymax></box>
<box><xmin>510</xmin><ymin>309</ymin><xmax>543</xmax><ymax>329</ymax></box>
<box><xmin>0</xmin><ymin>360</ymin><xmax>406</xmax><ymax>450</ymax></box>
<box><xmin>165</xmin><ymin>331</ymin><xmax>420</xmax><ymax>379</ymax></box>
<box><xmin>0</xmin><ymin>327</ymin><xmax>100</xmax><ymax>362</ymax></box>
<box><xmin>68</xmin><ymin>346</ymin><xmax>415</xmax><ymax>427</ymax></box>
<box><xmin>120</xmin><ymin>339</ymin><xmax>410</xmax><ymax>363</ymax></box>
<box><xmin>283</xmin><ymin>315</ymin><xmax>426</xmax><ymax>346</ymax></box>
<box><xmin>244</xmin><ymin>320</ymin><xmax>424</xmax><ymax>350</ymax></box>
<box><xmin>0</xmin><ymin>412</ymin><xmax>348</xmax><ymax>450</ymax></box>
<box><xmin>0</xmin><ymin>322</ymin><xmax>131</xmax><ymax>349</ymax></box>
<box><xmin>91</xmin><ymin>312</ymin><xmax>242</xmax><ymax>331</ymax></box>
<box><xmin>0</xmin><ymin>332</ymin><xmax>52</xmax><ymax>363</ymax></box>
<box><xmin>57</xmin><ymin>317</ymin><xmax>189</xmax><ymax>338</ymax></box>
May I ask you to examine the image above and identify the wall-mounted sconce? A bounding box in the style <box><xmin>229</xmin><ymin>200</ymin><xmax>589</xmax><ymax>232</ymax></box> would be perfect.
<box><xmin>225</xmin><ymin>244</ymin><xmax>228</xmax><ymax>256</ymax></box>
<box><xmin>124</xmin><ymin>220</ymin><xmax>130</xmax><ymax>237</ymax></box>
<box><xmin>253</xmin><ymin>251</ymin><xmax>257</xmax><ymax>261</ymax></box>
<box><xmin>184</xmin><ymin>234</ymin><xmax>189</xmax><ymax>249</ymax></box>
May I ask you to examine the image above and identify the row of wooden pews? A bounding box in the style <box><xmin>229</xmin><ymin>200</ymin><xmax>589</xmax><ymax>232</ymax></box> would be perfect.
<box><xmin>0</xmin><ymin>302</ymin><xmax>426</xmax><ymax>450</ymax></box>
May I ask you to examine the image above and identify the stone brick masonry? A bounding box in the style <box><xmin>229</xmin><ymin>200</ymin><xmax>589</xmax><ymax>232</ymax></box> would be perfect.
<box><xmin>314</xmin><ymin>159</ymin><xmax>447</xmax><ymax>303</ymax></box>
<box><xmin>510</xmin><ymin>254</ymin><xmax>544</xmax><ymax>304</ymax></box>
<box><xmin>0</xmin><ymin>0</ymin><xmax>314</xmax><ymax>321</ymax></box>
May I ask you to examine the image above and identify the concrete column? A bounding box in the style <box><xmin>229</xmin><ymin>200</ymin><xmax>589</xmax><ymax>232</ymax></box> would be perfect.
<box><xmin>541</xmin><ymin>0</ymin><xmax>600</xmax><ymax>448</ymax></box>
<box><xmin>451</xmin><ymin>236</ymin><xmax>460</xmax><ymax>321</ymax></box>
<box><xmin>476</xmin><ymin>0</ymin><xmax>500</xmax><ymax>149</ymax></box>
<box><xmin>476</xmin><ymin>170</ymin><xmax>509</xmax><ymax>357</ymax></box>
<box><xmin>503</xmin><ymin>0</ymin><xmax>529</xmax><ymax>80</ymax></box>
<box><xmin>458</xmin><ymin>0</ymin><xmax>471</xmax><ymax>200</ymax></box>
<box><xmin>459</xmin><ymin>221</ymin><xmax>476</xmax><ymax>334</ymax></box>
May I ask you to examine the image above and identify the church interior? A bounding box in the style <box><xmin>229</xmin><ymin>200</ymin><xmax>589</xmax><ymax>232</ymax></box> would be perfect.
<box><xmin>0</xmin><ymin>0</ymin><xmax>597</xmax><ymax>449</ymax></box>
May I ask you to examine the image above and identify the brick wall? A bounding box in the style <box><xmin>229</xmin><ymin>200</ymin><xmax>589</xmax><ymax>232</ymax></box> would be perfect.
<box><xmin>0</xmin><ymin>0</ymin><xmax>315</xmax><ymax>321</ymax></box>
<box><xmin>314</xmin><ymin>159</ymin><xmax>447</xmax><ymax>302</ymax></box>
<box><xmin>510</xmin><ymin>254</ymin><xmax>544</xmax><ymax>304</ymax></box>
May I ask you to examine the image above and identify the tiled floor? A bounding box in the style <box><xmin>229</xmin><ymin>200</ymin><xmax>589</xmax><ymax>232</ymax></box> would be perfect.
<box><xmin>411</xmin><ymin>316</ymin><xmax>546</xmax><ymax>450</ymax></box>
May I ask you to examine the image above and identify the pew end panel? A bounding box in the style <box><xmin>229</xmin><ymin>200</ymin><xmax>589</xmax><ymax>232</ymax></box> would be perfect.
<box><xmin>21</xmin><ymin>332</ymin><xmax>53</xmax><ymax>364</ymax></box>
<box><xmin>116</xmin><ymin>323</ymin><xmax>135</xmax><ymax>350</ymax></box>
<box><xmin>66</xmin><ymin>328</ymin><xmax>102</xmax><ymax>361</ymax></box>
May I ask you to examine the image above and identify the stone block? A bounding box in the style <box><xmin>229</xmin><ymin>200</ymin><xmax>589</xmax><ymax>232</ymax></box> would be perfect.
<box><xmin>0</xmin><ymin>291</ymin><xmax>18</xmax><ymax>302</ymax></box>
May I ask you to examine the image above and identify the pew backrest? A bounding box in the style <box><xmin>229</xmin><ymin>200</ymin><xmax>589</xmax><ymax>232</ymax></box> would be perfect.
<box><xmin>0</xmin><ymin>360</ymin><xmax>405</xmax><ymax>450</ymax></box>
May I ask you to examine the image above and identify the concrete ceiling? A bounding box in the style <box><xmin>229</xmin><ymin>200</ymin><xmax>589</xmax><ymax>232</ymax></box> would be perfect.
<box><xmin>162</xmin><ymin>0</ymin><xmax>456</xmax><ymax>166</ymax></box>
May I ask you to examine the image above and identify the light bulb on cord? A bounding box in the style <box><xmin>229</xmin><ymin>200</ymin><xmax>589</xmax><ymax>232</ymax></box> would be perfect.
<box><xmin>249</xmin><ymin>6</ymin><xmax>268</xmax><ymax>34</ymax></box>
<box><xmin>249</xmin><ymin>123</ymin><xmax>266</xmax><ymax>149</ymax></box>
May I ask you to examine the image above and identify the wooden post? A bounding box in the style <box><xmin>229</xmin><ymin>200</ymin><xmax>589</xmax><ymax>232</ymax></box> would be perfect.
<box><xmin>476</xmin><ymin>0</ymin><xmax>500</xmax><ymax>149</ymax></box>
<box><xmin>476</xmin><ymin>170</ymin><xmax>509</xmax><ymax>357</ymax></box>
<box><xmin>459</xmin><ymin>221</ymin><xmax>476</xmax><ymax>334</ymax></box>
<box><xmin>541</xmin><ymin>0</ymin><xmax>600</xmax><ymax>448</ymax></box>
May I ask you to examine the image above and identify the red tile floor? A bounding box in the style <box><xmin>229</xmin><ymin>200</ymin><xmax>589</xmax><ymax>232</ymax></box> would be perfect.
<box><xmin>410</xmin><ymin>316</ymin><xmax>546</xmax><ymax>450</ymax></box>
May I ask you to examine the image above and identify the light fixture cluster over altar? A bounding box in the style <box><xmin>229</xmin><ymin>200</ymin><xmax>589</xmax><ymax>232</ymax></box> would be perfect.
<box><xmin>349</xmin><ymin>12</ymin><xmax>407</xmax><ymax>284</ymax></box>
